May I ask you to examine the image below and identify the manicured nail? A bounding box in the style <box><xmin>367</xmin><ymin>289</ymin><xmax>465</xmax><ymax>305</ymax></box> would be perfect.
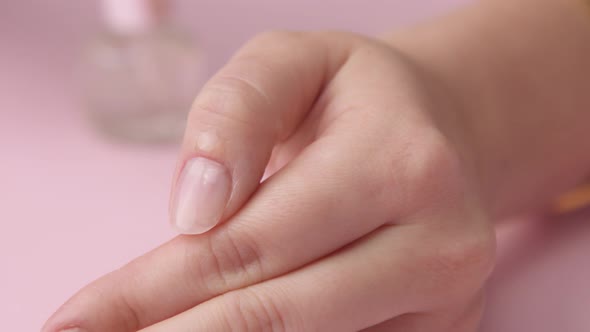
<box><xmin>173</xmin><ymin>157</ymin><xmax>231</xmax><ymax>234</ymax></box>
<box><xmin>60</xmin><ymin>328</ymin><xmax>86</xmax><ymax>332</ymax></box>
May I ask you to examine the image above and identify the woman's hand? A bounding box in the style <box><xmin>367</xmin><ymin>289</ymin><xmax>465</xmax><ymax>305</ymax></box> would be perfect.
<box><xmin>43</xmin><ymin>30</ymin><xmax>495</xmax><ymax>332</ymax></box>
<box><xmin>43</xmin><ymin>0</ymin><xmax>590</xmax><ymax>330</ymax></box>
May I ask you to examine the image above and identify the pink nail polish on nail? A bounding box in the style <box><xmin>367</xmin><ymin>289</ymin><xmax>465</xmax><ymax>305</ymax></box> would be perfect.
<box><xmin>172</xmin><ymin>157</ymin><xmax>231</xmax><ymax>234</ymax></box>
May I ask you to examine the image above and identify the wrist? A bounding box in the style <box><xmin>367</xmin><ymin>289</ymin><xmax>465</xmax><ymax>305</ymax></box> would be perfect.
<box><xmin>380</xmin><ymin>4</ymin><xmax>500</xmax><ymax>218</ymax></box>
<box><xmin>384</xmin><ymin>0</ymin><xmax>590</xmax><ymax>219</ymax></box>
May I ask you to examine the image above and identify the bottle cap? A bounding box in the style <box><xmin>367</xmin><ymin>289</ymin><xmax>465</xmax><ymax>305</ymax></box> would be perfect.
<box><xmin>101</xmin><ymin>0</ymin><xmax>169</xmax><ymax>34</ymax></box>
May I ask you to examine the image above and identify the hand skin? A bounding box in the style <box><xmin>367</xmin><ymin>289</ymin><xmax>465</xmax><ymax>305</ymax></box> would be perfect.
<box><xmin>42</xmin><ymin>0</ymin><xmax>590</xmax><ymax>331</ymax></box>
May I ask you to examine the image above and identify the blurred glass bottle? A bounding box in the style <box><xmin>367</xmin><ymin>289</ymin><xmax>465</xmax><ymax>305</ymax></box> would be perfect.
<box><xmin>81</xmin><ymin>0</ymin><xmax>202</xmax><ymax>143</ymax></box>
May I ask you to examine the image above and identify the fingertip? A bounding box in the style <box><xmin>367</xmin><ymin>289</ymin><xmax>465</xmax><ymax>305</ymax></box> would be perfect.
<box><xmin>170</xmin><ymin>157</ymin><xmax>231</xmax><ymax>235</ymax></box>
<box><xmin>170</xmin><ymin>213</ymin><xmax>217</xmax><ymax>235</ymax></box>
<box><xmin>41</xmin><ymin>310</ymin><xmax>85</xmax><ymax>332</ymax></box>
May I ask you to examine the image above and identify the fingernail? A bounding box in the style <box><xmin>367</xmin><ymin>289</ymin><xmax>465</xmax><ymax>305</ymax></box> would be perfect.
<box><xmin>60</xmin><ymin>328</ymin><xmax>86</xmax><ymax>332</ymax></box>
<box><xmin>173</xmin><ymin>157</ymin><xmax>231</xmax><ymax>234</ymax></box>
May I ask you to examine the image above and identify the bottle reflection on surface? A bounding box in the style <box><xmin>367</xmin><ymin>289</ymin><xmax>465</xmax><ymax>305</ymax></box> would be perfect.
<box><xmin>81</xmin><ymin>0</ymin><xmax>202</xmax><ymax>143</ymax></box>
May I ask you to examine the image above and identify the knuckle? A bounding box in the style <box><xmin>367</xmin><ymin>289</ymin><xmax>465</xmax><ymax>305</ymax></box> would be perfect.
<box><xmin>434</xmin><ymin>230</ymin><xmax>496</xmax><ymax>277</ymax></box>
<box><xmin>426</xmin><ymin>226</ymin><xmax>496</xmax><ymax>295</ymax></box>
<box><xmin>215</xmin><ymin>74</ymin><xmax>271</xmax><ymax>106</ymax></box>
<box><xmin>213</xmin><ymin>71</ymin><xmax>271</xmax><ymax>107</ymax></box>
<box><xmin>117</xmin><ymin>291</ymin><xmax>142</xmax><ymax>331</ymax></box>
<box><xmin>183</xmin><ymin>229</ymin><xmax>265</xmax><ymax>296</ymax></box>
<box><xmin>221</xmin><ymin>288</ymin><xmax>290</xmax><ymax>332</ymax></box>
<box><xmin>190</xmin><ymin>57</ymin><xmax>280</xmax><ymax>136</ymax></box>
<box><xmin>410</xmin><ymin>130</ymin><xmax>463</xmax><ymax>192</ymax></box>
<box><xmin>389</xmin><ymin>128</ymin><xmax>466</xmax><ymax>215</ymax></box>
<box><xmin>190</xmin><ymin>77</ymin><xmax>265</xmax><ymax>130</ymax></box>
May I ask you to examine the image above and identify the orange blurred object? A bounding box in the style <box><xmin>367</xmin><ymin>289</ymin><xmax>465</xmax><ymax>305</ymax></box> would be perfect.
<box><xmin>555</xmin><ymin>182</ymin><xmax>590</xmax><ymax>213</ymax></box>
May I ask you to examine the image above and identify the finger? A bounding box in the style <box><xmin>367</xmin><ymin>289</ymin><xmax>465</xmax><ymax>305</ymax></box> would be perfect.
<box><xmin>262</xmin><ymin>76</ymin><xmax>329</xmax><ymax>180</ymax></box>
<box><xmin>169</xmin><ymin>31</ymin><xmax>355</xmax><ymax>234</ymax></box>
<box><xmin>141</xmin><ymin>221</ymin><xmax>493</xmax><ymax>332</ymax></box>
<box><xmin>42</xmin><ymin>126</ymin><xmax>405</xmax><ymax>332</ymax></box>
<box><xmin>262</xmin><ymin>112</ymin><xmax>318</xmax><ymax>180</ymax></box>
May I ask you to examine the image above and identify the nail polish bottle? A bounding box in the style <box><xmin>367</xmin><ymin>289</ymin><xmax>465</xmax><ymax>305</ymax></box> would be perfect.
<box><xmin>81</xmin><ymin>0</ymin><xmax>202</xmax><ymax>143</ymax></box>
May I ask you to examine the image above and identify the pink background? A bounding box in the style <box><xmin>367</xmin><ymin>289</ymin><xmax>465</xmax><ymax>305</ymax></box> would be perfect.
<box><xmin>1</xmin><ymin>1</ymin><xmax>589</xmax><ymax>331</ymax></box>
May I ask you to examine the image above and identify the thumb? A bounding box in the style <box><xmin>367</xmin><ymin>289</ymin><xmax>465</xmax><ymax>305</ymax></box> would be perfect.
<box><xmin>170</xmin><ymin>31</ymin><xmax>354</xmax><ymax>234</ymax></box>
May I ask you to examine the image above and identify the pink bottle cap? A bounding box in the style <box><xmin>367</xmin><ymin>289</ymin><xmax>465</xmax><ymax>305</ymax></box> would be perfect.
<box><xmin>101</xmin><ymin>0</ymin><xmax>169</xmax><ymax>34</ymax></box>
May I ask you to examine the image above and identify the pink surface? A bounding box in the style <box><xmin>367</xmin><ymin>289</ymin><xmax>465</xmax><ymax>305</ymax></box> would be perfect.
<box><xmin>1</xmin><ymin>1</ymin><xmax>588</xmax><ymax>331</ymax></box>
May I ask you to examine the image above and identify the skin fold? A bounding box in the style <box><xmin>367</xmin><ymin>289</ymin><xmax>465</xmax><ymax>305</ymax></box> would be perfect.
<box><xmin>43</xmin><ymin>0</ymin><xmax>590</xmax><ymax>331</ymax></box>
